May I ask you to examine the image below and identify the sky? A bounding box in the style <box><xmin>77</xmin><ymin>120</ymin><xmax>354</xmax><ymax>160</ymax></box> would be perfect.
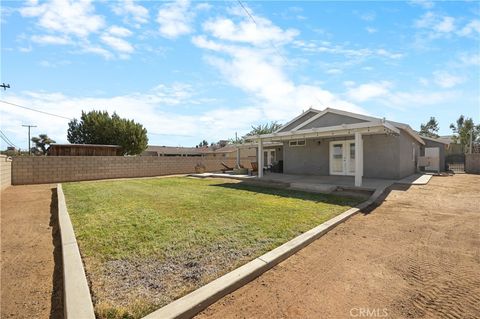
<box><xmin>1</xmin><ymin>0</ymin><xmax>479</xmax><ymax>150</ymax></box>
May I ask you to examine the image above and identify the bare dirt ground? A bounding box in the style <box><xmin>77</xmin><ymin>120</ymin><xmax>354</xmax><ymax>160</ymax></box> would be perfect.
<box><xmin>1</xmin><ymin>184</ymin><xmax>63</xmax><ymax>319</ymax></box>
<box><xmin>198</xmin><ymin>174</ymin><xmax>480</xmax><ymax>319</ymax></box>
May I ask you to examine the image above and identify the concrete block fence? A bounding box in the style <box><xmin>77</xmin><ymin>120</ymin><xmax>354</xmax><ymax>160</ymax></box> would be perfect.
<box><xmin>12</xmin><ymin>156</ymin><xmax>254</xmax><ymax>185</ymax></box>
<box><xmin>1</xmin><ymin>155</ymin><xmax>12</xmax><ymax>190</ymax></box>
<box><xmin>465</xmin><ymin>153</ymin><xmax>480</xmax><ymax>174</ymax></box>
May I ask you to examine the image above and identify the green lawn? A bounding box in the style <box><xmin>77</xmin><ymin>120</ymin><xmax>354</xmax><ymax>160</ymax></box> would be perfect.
<box><xmin>63</xmin><ymin>177</ymin><xmax>363</xmax><ymax>319</ymax></box>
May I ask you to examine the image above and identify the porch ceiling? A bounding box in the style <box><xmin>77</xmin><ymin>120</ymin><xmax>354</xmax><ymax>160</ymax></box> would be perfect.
<box><xmin>246</xmin><ymin>121</ymin><xmax>399</xmax><ymax>142</ymax></box>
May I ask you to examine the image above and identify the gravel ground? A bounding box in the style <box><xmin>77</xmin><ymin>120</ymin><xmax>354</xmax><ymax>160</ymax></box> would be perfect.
<box><xmin>1</xmin><ymin>184</ymin><xmax>63</xmax><ymax>319</ymax></box>
<box><xmin>197</xmin><ymin>174</ymin><xmax>480</xmax><ymax>319</ymax></box>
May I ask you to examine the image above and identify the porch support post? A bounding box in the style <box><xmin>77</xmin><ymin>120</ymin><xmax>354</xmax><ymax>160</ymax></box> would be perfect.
<box><xmin>236</xmin><ymin>147</ymin><xmax>241</xmax><ymax>168</ymax></box>
<box><xmin>258</xmin><ymin>138</ymin><xmax>263</xmax><ymax>178</ymax></box>
<box><xmin>355</xmin><ymin>132</ymin><xmax>363</xmax><ymax>187</ymax></box>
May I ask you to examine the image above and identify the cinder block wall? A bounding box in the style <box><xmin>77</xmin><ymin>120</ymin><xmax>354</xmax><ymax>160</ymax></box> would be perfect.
<box><xmin>465</xmin><ymin>154</ymin><xmax>480</xmax><ymax>174</ymax></box>
<box><xmin>11</xmin><ymin>156</ymin><xmax>255</xmax><ymax>185</ymax></box>
<box><xmin>1</xmin><ymin>155</ymin><xmax>12</xmax><ymax>190</ymax></box>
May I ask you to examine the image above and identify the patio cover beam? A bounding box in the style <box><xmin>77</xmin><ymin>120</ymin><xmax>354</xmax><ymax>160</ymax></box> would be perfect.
<box><xmin>355</xmin><ymin>132</ymin><xmax>363</xmax><ymax>187</ymax></box>
<box><xmin>248</xmin><ymin>122</ymin><xmax>398</xmax><ymax>143</ymax></box>
<box><xmin>258</xmin><ymin>139</ymin><xmax>263</xmax><ymax>178</ymax></box>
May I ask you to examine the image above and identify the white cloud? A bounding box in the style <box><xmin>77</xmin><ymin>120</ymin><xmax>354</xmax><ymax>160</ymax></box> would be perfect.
<box><xmin>381</xmin><ymin>91</ymin><xmax>458</xmax><ymax>110</ymax></box>
<box><xmin>82</xmin><ymin>45</ymin><xmax>113</xmax><ymax>59</ymax></box>
<box><xmin>433</xmin><ymin>71</ymin><xmax>464</xmax><ymax>88</ymax></box>
<box><xmin>31</xmin><ymin>34</ymin><xmax>71</xmax><ymax>45</ymax></box>
<box><xmin>434</xmin><ymin>16</ymin><xmax>455</xmax><ymax>33</ymax></box>
<box><xmin>100</xmin><ymin>35</ymin><xmax>134</xmax><ymax>54</ymax></box>
<box><xmin>293</xmin><ymin>40</ymin><xmax>403</xmax><ymax>60</ymax></box>
<box><xmin>112</xmin><ymin>0</ymin><xmax>149</xmax><ymax>26</ymax></box>
<box><xmin>157</xmin><ymin>0</ymin><xmax>193</xmax><ymax>38</ymax></box>
<box><xmin>346</xmin><ymin>81</ymin><xmax>392</xmax><ymax>102</ymax></box>
<box><xmin>459</xmin><ymin>53</ymin><xmax>480</xmax><ymax>66</ymax></box>
<box><xmin>20</xmin><ymin>0</ymin><xmax>105</xmax><ymax>38</ymax></box>
<box><xmin>107</xmin><ymin>26</ymin><xmax>133</xmax><ymax>37</ymax></box>
<box><xmin>409</xmin><ymin>0</ymin><xmax>435</xmax><ymax>9</ymax></box>
<box><xmin>344</xmin><ymin>80</ymin><xmax>458</xmax><ymax>110</ymax></box>
<box><xmin>458</xmin><ymin>20</ymin><xmax>480</xmax><ymax>37</ymax></box>
<box><xmin>196</xmin><ymin>3</ymin><xmax>212</xmax><ymax>11</ymax></box>
<box><xmin>0</xmin><ymin>85</ymin><xmax>259</xmax><ymax>147</ymax></box>
<box><xmin>326</xmin><ymin>69</ymin><xmax>342</xmax><ymax>75</ymax></box>
<box><xmin>192</xmin><ymin>10</ymin><xmax>365</xmax><ymax>122</ymax></box>
<box><xmin>366</xmin><ymin>27</ymin><xmax>377</xmax><ymax>34</ymax></box>
<box><xmin>202</xmin><ymin>16</ymin><xmax>299</xmax><ymax>46</ymax></box>
<box><xmin>359</xmin><ymin>12</ymin><xmax>376</xmax><ymax>22</ymax></box>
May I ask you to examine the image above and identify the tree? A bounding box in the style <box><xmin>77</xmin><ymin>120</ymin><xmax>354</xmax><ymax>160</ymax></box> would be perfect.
<box><xmin>31</xmin><ymin>134</ymin><xmax>55</xmax><ymax>155</ymax></box>
<box><xmin>449</xmin><ymin>115</ymin><xmax>480</xmax><ymax>152</ymax></box>
<box><xmin>67</xmin><ymin>110</ymin><xmax>148</xmax><ymax>155</ymax></box>
<box><xmin>244</xmin><ymin>122</ymin><xmax>283</xmax><ymax>137</ymax></box>
<box><xmin>228</xmin><ymin>122</ymin><xmax>283</xmax><ymax>144</ymax></box>
<box><xmin>197</xmin><ymin>140</ymin><xmax>208</xmax><ymax>147</ymax></box>
<box><xmin>419</xmin><ymin>117</ymin><xmax>440</xmax><ymax>138</ymax></box>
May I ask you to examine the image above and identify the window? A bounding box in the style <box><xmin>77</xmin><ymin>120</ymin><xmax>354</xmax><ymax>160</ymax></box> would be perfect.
<box><xmin>289</xmin><ymin>139</ymin><xmax>306</xmax><ymax>147</ymax></box>
<box><xmin>412</xmin><ymin>143</ymin><xmax>416</xmax><ymax>162</ymax></box>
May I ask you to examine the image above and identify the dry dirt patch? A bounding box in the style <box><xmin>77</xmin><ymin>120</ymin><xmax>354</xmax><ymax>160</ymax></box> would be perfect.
<box><xmin>198</xmin><ymin>174</ymin><xmax>480</xmax><ymax>319</ymax></box>
<box><xmin>1</xmin><ymin>184</ymin><xmax>63</xmax><ymax>319</ymax></box>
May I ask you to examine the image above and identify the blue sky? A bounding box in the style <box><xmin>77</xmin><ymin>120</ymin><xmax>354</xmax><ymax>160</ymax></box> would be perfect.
<box><xmin>1</xmin><ymin>0</ymin><xmax>479</xmax><ymax>149</ymax></box>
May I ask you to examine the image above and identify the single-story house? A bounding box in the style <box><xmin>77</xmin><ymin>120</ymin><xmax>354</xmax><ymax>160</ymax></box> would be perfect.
<box><xmin>142</xmin><ymin>145</ymin><xmax>256</xmax><ymax>158</ymax></box>
<box><xmin>245</xmin><ymin>107</ymin><xmax>448</xmax><ymax>186</ymax></box>
<box><xmin>47</xmin><ymin>144</ymin><xmax>122</xmax><ymax>156</ymax></box>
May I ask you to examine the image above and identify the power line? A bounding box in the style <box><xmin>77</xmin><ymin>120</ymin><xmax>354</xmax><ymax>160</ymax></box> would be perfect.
<box><xmin>0</xmin><ymin>130</ymin><xmax>17</xmax><ymax>148</ymax></box>
<box><xmin>0</xmin><ymin>134</ymin><xmax>14</xmax><ymax>147</ymax></box>
<box><xmin>235</xmin><ymin>0</ymin><xmax>328</xmax><ymax>110</ymax></box>
<box><xmin>236</xmin><ymin>0</ymin><xmax>289</xmax><ymax>65</ymax></box>
<box><xmin>0</xmin><ymin>99</ymin><xmax>72</xmax><ymax>120</ymax></box>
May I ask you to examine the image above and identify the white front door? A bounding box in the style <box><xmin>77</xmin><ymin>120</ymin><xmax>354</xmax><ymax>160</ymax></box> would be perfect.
<box><xmin>263</xmin><ymin>150</ymin><xmax>275</xmax><ymax>168</ymax></box>
<box><xmin>330</xmin><ymin>140</ymin><xmax>355</xmax><ymax>176</ymax></box>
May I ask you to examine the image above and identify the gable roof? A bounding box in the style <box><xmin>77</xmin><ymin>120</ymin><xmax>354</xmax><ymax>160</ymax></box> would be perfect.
<box><xmin>274</xmin><ymin>108</ymin><xmax>321</xmax><ymax>133</ymax></box>
<box><xmin>420</xmin><ymin>135</ymin><xmax>451</xmax><ymax>145</ymax></box>
<box><xmin>263</xmin><ymin>107</ymin><xmax>425</xmax><ymax>145</ymax></box>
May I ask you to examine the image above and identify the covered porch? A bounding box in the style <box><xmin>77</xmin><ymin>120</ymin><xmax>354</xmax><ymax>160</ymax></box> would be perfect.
<box><xmin>260</xmin><ymin>172</ymin><xmax>396</xmax><ymax>192</ymax></box>
<box><xmin>247</xmin><ymin>120</ymin><xmax>401</xmax><ymax>187</ymax></box>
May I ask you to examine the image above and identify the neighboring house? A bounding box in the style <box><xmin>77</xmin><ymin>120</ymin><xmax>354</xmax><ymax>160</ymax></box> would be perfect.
<box><xmin>419</xmin><ymin>136</ymin><xmax>450</xmax><ymax>172</ymax></box>
<box><xmin>246</xmin><ymin>107</ymin><xmax>448</xmax><ymax>186</ymax></box>
<box><xmin>142</xmin><ymin>146</ymin><xmax>210</xmax><ymax>157</ymax></box>
<box><xmin>142</xmin><ymin>145</ymin><xmax>256</xmax><ymax>158</ymax></box>
<box><xmin>47</xmin><ymin>144</ymin><xmax>122</xmax><ymax>156</ymax></box>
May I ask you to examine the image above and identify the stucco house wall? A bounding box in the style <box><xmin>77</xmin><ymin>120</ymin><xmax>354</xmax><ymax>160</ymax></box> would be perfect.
<box><xmin>398</xmin><ymin>130</ymin><xmax>421</xmax><ymax>178</ymax></box>
<box><xmin>283</xmin><ymin>139</ymin><xmax>329</xmax><ymax>175</ymax></box>
<box><xmin>363</xmin><ymin>134</ymin><xmax>400</xmax><ymax>179</ymax></box>
<box><xmin>282</xmin><ymin>130</ymin><xmax>421</xmax><ymax>180</ymax></box>
<box><xmin>421</xmin><ymin>138</ymin><xmax>446</xmax><ymax>171</ymax></box>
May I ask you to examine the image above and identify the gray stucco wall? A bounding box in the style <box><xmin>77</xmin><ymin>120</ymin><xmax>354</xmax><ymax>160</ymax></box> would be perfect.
<box><xmin>362</xmin><ymin>134</ymin><xmax>400</xmax><ymax>179</ymax></box>
<box><xmin>301</xmin><ymin>113</ymin><xmax>367</xmax><ymax>130</ymax></box>
<box><xmin>283</xmin><ymin>139</ymin><xmax>329</xmax><ymax>175</ymax></box>
<box><xmin>398</xmin><ymin>131</ymin><xmax>421</xmax><ymax>178</ymax></box>
<box><xmin>421</xmin><ymin>139</ymin><xmax>446</xmax><ymax>171</ymax></box>
<box><xmin>278</xmin><ymin>111</ymin><xmax>318</xmax><ymax>132</ymax></box>
<box><xmin>282</xmin><ymin>130</ymin><xmax>422</xmax><ymax>180</ymax></box>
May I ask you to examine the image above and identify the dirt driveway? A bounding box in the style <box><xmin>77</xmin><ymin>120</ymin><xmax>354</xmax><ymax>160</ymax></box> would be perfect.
<box><xmin>1</xmin><ymin>184</ymin><xmax>63</xmax><ymax>319</ymax></box>
<box><xmin>198</xmin><ymin>174</ymin><xmax>480</xmax><ymax>319</ymax></box>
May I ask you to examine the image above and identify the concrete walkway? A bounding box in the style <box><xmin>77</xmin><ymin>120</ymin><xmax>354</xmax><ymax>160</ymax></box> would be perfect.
<box><xmin>1</xmin><ymin>184</ymin><xmax>63</xmax><ymax>319</ymax></box>
<box><xmin>197</xmin><ymin>174</ymin><xmax>480</xmax><ymax>319</ymax></box>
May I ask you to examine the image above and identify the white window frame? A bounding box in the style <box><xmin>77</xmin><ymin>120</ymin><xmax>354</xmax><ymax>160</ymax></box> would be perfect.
<box><xmin>289</xmin><ymin>139</ymin><xmax>306</xmax><ymax>147</ymax></box>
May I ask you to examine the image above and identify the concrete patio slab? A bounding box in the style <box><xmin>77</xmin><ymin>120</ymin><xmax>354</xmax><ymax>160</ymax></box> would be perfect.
<box><xmin>396</xmin><ymin>174</ymin><xmax>432</xmax><ymax>185</ymax></box>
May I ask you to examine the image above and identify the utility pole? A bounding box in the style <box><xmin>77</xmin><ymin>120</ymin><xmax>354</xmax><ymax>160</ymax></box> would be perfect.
<box><xmin>470</xmin><ymin>127</ymin><xmax>473</xmax><ymax>154</ymax></box>
<box><xmin>22</xmin><ymin>124</ymin><xmax>36</xmax><ymax>155</ymax></box>
<box><xmin>0</xmin><ymin>83</ymin><xmax>10</xmax><ymax>91</ymax></box>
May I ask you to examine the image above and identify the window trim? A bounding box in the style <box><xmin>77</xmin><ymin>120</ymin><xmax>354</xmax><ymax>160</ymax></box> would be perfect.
<box><xmin>289</xmin><ymin>139</ymin><xmax>306</xmax><ymax>147</ymax></box>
